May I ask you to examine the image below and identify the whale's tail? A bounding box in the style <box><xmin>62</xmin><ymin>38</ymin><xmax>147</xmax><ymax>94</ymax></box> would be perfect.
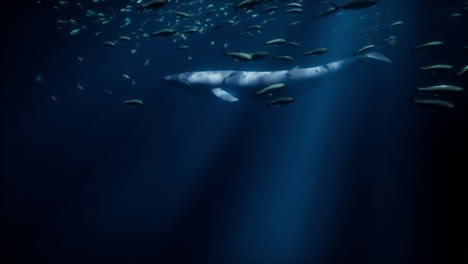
<box><xmin>359</xmin><ymin>52</ymin><xmax>392</xmax><ymax>63</ymax></box>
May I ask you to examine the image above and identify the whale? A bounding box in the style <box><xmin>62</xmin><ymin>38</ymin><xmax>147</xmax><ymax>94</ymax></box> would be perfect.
<box><xmin>163</xmin><ymin>52</ymin><xmax>391</xmax><ymax>102</ymax></box>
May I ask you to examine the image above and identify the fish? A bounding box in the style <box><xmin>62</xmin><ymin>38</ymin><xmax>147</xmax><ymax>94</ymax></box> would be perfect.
<box><xmin>284</xmin><ymin>8</ymin><xmax>303</xmax><ymax>14</ymax></box>
<box><xmin>121</xmin><ymin>17</ymin><xmax>131</xmax><ymax>28</ymax></box>
<box><xmin>235</xmin><ymin>0</ymin><xmax>264</xmax><ymax>10</ymax></box>
<box><xmin>266</xmin><ymin>97</ymin><xmax>294</xmax><ymax>107</ymax></box>
<box><xmin>76</xmin><ymin>84</ymin><xmax>83</xmax><ymax>90</ymax></box>
<box><xmin>118</xmin><ymin>36</ymin><xmax>131</xmax><ymax>41</ymax></box>
<box><xmin>304</xmin><ymin>48</ymin><xmax>328</xmax><ymax>56</ymax></box>
<box><xmin>122</xmin><ymin>74</ymin><xmax>131</xmax><ymax>79</ymax></box>
<box><xmin>177</xmin><ymin>45</ymin><xmax>189</xmax><ymax>50</ymax></box>
<box><xmin>241</xmin><ymin>32</ymin><xmax>255</xmax><ymax>37</ymax></box>
<box><xmin>412</xmin><ymin>41</ymin><xmax>444</xmax><ymax>50</ymax></box>
<box><xmin>103</xmin><ymin>41</ymin><xmax>117</xmax><ymax>47</ymax></box>
<box><xmin>411</xmin><ymin>98</ymin><xmax>455</xmax><ymax>109</ymax></box>
<box><xmin>173</xmin><ymin>11</ymin><xmax>192</xmax><ymax>18</ymax></box>
<box><xmin>212</xmin><ymin>24</ymin><xmax>223</xmax><ymax>30</ymax></box>
<box><xmin>284</xmin><ymin>3</ymin><xmax>302</xmax><ymax>8</ymax></box>
<box><xmin>183</xmin><ymin>27</ymin><xmax>199</xmax><ymax>34</ymax></box>
<box><xmin>256</xmin><ymin>83</ymin><xmax>286</xmax><ymax>95</ymax></box>
<box><xmin>353</xmin><ymin>44</ymin><xmax>376</xmax><ymax>55</ymax></box>
<box><xmin>151</xmin><ymin>28</ymin><xmax>178</xmax><ymax>37</ymax></box>
<box><xmin>144</xmin><ymin>59</ymin><xmax>150</xmax><ymax>66</ymax></box>
<box><xmin>262</xmin><ymin>18</ymin><xmax>278</xmax><ymax>24</ymax></box>
<box><xmin>286</xmin><ymin>42</ymin><xmax>301</xmax><ymax>47</ymax></box>
<box><xmin>262</xmin><ymin>6</ymin><xmax>279</xmax><ymax>13</ymax></box>
<box><xmin>250</xmin><ymin>51</ymin><xmax>270</xmax><ymax>61</ymax></box>
<box><xmin>224</xmin><ymin>51</ymin><xmax>252</xmax><ymax>62</ymax></box>
<box><xmin>416</xmin><ymin>85</ymin><xmax>464</xmax><ymax>92</ymax></box>
<box><xmin>104</xmin><ymin>90</ymin><xmax>113</xmax><ymax>95</ymax></box>
<box><xmin>123</xmin><ymin>99</ymin><xmax>144</xmax><ymax>105</ymax></box>
<box><xmin>163</xmin><ymin>52</ymin><xmax>391</xmax><ymax>103</ymax></box>
<box><xmin>273</xmin><ymin>56</ymin><xmax>294</xmax><ymax>61</ymax></box>
<box><xmin>139</xmin><ymin>0</ymin><xmax>168</xmax><ymax>13</ymax></box>
<box><xmin>265</xmin><ymin>39</ymin><xmax>287</xmax><ymax>45</ymax></box>
<box><xmin>70</xmin><ymin>28</ymin><xmax>81</xmax><ymax>35</ymax></box>
<box><xmin>457</xmin><ymin>65</ymin><xmax>468</xmax><ymax>76</ymax></box>
<box><xmin>420</xmin><ymin>65</ymin><xmax>454</xmax><ymax>71</ymax></box>
<box><xmin>331</xmin><ymin>0</ymin><xmax>378</xmax><ymax>10</ymax></box>
<box><xmin>390</xmin><ymin>21</ymin><xmax>404</xmax><ymax>27</ymax></box>
<box><xmin>313</xmin><ymin>6</ymin><xmax>339</xmax><ymax>20</ymax></box>
<box><xmin>248</xmin><ymin>25</ymin><xmax>262</xmax><ymax>30</ymax></box>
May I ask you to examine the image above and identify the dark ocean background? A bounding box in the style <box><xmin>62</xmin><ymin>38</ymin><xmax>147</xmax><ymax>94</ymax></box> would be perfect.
<box><xmin>2</xmin><ymin>0</ymin><xmax>467</xmax><ymax>263</ymax></box>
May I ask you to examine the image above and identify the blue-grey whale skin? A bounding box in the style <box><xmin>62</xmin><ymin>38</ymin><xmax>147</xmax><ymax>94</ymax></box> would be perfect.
<box><xmin>163</xmin><ymin>52</ymin><xmax>391</xmax><ymax>102</ymax></box>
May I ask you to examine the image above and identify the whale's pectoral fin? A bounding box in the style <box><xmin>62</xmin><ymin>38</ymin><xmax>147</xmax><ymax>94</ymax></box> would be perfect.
<box><xmin>211</xmin><ymin>88</ymin><xmax>239</xmax><ymax>102</ymax></box>
<box><xmin>286</xmin><ymin>66</ymin><xmax>300</xmax><ymax>81</ymax></box>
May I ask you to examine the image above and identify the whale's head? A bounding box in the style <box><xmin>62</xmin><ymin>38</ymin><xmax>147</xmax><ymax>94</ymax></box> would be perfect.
<box><xmin>164</xmin><ymin>72</ymin><xmax>216</xmax><ymax>96</ymax></box>
<box><xmin>163</xmin><ymin>73</ymin><xmax>191</xmax><ymax>88</ymax></box>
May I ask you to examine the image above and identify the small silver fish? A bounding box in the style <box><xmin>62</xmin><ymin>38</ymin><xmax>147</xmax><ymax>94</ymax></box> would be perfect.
<box><xmin>353</xmin><ymin>44</ymin><xmax>376</xmax><ymax>55</ymax></box>
<box><xmin>416</xmin><ymin>85</ymin><xmax>463</xmax><ymax>92</ymax></box>
<box><xmin>457</xmin><ymin>65</ymin><xmax>468</xmax><ymax>76</ymax></box>
<box><xmin>266</xmin><ymin>97</ymin><xmax>294</xmax><ymax>107</ymax></box>
<box><xmin>411</xmin><ymin>98</ymin><xmax>454</xmax><ymax>109</ymax></box>
<box><xmin>257</xmin><ymin>83</ymin><xmax>286</xmax><ymax>95</ymax></box>
<box><xmin>123</xmin><ymin>99</ymin><xmax>144</xmax><ymax>105</ymax></box>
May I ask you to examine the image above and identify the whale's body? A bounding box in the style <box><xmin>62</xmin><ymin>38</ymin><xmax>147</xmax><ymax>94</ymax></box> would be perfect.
<box><xmin>163</xmin><ymin>52</ymin><xmax>391</xmax><ymax>102</ymax></box>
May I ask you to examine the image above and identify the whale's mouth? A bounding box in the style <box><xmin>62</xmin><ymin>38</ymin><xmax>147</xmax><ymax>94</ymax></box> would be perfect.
<box><xmin>180</xmin><ymin>79</ymin><xmax>191</xmax><ymax>87</ymax></box>
<box><xmin>164</xmin><ymin>75</ymin><xmax>191</xmax><ymax>88</ymax></box>
<box><xmin>163</xmin><ymin>75</ymin><xmax>176</xmax><ymax>81</ymax></box>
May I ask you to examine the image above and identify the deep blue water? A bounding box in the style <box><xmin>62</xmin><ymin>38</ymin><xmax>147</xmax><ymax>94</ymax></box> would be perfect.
<box><xmin>2</xmin><ymin>0</ymin><xmax>467</xmax><ymax>263</ymax></box>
